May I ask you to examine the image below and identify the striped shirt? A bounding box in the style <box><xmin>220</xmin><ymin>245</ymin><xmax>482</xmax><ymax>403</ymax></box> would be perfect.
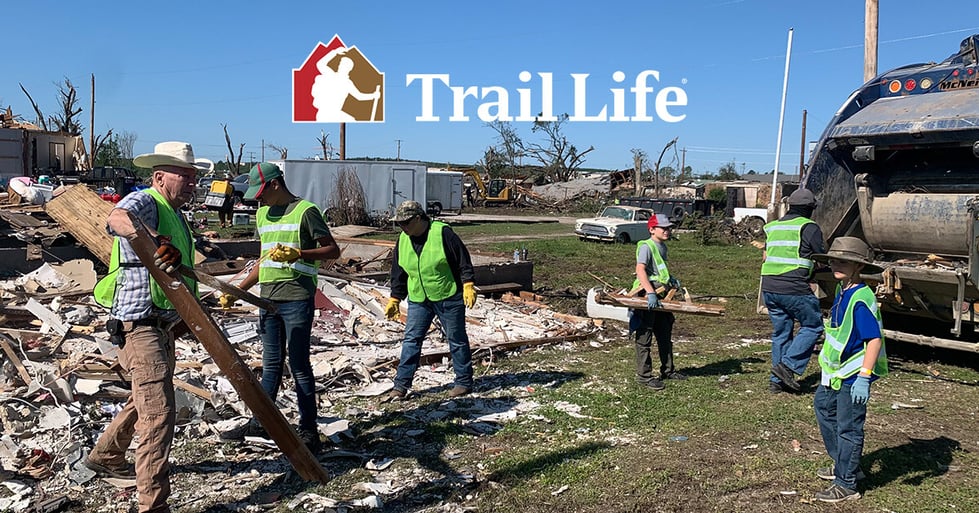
<box><xmin>108</xmin><ymin>191</ymin><xmax>189</xmax><ymax>322</ymax></box>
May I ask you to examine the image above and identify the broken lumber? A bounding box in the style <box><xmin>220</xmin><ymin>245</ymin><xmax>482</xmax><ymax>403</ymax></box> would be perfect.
<box><xmin>0</xmin><ymin>334</ymin><xmax>33</xmax><ymax>385</ymax></box>
<box><xmin>44</xmin><ymin>185</ymin><xmax>114</xmax><ymax>264</ymax></box>
<box><xmin>594</xmin><ymin>289</ymin><xmax>725</xmax><ymax>316</ymax></box>
<box><xmin>125</xmin><ymin>211</ymin><xmax>330</xmax><ymax>483</ymax></box>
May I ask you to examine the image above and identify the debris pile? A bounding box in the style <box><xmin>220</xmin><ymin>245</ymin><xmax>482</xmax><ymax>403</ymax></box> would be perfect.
<box><xmin>0</xmin><ymin>261</ymin><xmax>602</xmax><ymax>511</ymax></box>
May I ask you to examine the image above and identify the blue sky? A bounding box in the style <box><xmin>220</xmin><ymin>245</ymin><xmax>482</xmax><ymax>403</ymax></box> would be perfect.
<box><xmin>4</xmin><ymin>1</ymin><xmax>978</xmax><ymax>175</ymax></box>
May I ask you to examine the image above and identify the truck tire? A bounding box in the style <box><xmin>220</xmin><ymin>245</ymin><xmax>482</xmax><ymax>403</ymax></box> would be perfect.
<box><xmin>429</xmin><ymin>202</ymin><xmax>443</xmax><ymax>215</ymax></box>
<box><xmin>745</xmin><ymin>217</ymin><xmax>765</xmax><ymax>237</ymax></box>
<box><xmin>672</xmin><ymin>206</ymin><xmax>687</xmax><ymax>221</ymax></box>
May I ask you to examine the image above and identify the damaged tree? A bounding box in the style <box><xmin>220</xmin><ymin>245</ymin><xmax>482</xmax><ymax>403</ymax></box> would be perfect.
<box><xmin>327</xmin><ymin>168</ymin><xmax>370</xmax><ymax>226</ymax></box>
<box><xmin>223</xmin><ymin>124</ymin><xmax>246</xmax><ymax>176</ymax></box>
<box><xmin>524</xmin><ymin>114</ymin><xmax>594</xmax><ymax>183</ymax></box>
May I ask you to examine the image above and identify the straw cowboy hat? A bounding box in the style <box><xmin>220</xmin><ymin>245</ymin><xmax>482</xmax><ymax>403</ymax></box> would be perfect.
<box><xmin>812</xmin><ymin>236</ymin><xmax>884</xmax><ymax>274</ymax></box>
<box><xmin>133</xmin><ymin>141</ymin><xmax>210</xmax><ymax>170</ymax></box>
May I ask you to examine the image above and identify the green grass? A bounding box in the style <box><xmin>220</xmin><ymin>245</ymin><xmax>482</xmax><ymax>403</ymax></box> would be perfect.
<box><xmin>220</xmin><ymin>220</ymin><xmax>979</xmax><ymax>513</ymax></box>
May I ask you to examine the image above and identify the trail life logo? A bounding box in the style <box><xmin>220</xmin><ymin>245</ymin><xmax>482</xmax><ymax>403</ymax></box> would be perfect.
<box><xmin>293</xmin><ymin>35</ymin><xmax>384</xmax><ymax>123</ymax></box>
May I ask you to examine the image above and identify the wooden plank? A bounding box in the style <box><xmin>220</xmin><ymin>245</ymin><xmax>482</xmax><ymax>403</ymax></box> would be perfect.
<box><xmin>0</xmin><ymin>335</ymin><xmax>33</xmax><ymax>385</ymax></box>
<box><xmin>125</xmin><ymin>212</ymin><xmax>330</xmax><ymax>483</ymax></box>
<box><xmin>474</xmin><ymin>282</ymin><xmax>524</xmax><ymax>294</ymax></box>
<box><xmin>44</xmin><ymin>185</ymin><xmax>114</xmax><ymax>264</ymax></box>
<box><xmin>594</xmin><ymin>290</ymin><xmax>725</xmax><ymax>316</ymax></box>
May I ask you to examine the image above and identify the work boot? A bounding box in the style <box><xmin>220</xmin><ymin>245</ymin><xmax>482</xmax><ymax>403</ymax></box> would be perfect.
<box><xmin>298</xmin><ymin>428</ymin><xmax>323</xmax><ymax>454</ymax></box>
<box><xmin>644</xmin><ymin>378</ymin><xmax>666</xmax><ymax>391</ymax></box>
<box><xmin>768</xmin><ymin>381</ymin><xmax>784</xmax><ymax>394</ymax></box>
<box><xmin>817</xmin><ymin>465</ymin><xmax>866</xmax><ymax>481</ymax></box>
<box><xmin>84</xmin><ymin>455</ymin><xmax>136</xmax><ymax>480</ymax></box>
<box><xmin>662</xmin><ymin>371</ymin><xmax>687</xmax><ymax>380</ymax></box>
<box><xmin>379</xmin><ymin>388</ymin><xmax>406</xmax><ymax>403</ymax></box>
<box><xmin>814</xmin><ymin>483</ymin><xmax>860</xmax><ymax>503</ymax></box>
<box><xmin>771</xmin><ymin>363</ymin><xmax>801</xmax><ymax>392</ymax></box>
<box><xmin>219</xmin><ymin>420</ymin><xmax>268</xmax><ymax>441</ymax></box>
<box><xmin>447</xmin><ymin>386</ymin><xmax>471</xmax><ymax>398</ymax></box>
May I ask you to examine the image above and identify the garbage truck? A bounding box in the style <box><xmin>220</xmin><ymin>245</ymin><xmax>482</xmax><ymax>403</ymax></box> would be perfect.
<box><xmin>805</xmin><ymin>34</ymin><xmax>979</xmax><ymax>352</ymax></box>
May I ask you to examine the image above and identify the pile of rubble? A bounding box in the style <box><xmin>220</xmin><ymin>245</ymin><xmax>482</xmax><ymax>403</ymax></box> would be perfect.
<box><xmin>0</xmin><ymin>258</ymin><xmax>603</xmax><ymax>511</ymax></box>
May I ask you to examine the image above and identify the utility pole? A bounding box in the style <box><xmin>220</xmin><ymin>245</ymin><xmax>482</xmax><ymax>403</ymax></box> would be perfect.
<box><xmin>680</xmin><ymin>148</ymin><xmax>686</xmax><ymax>183</ymax></box>
<box><xmin>339</xmin><ymin>123</ymin><xmax>346</xmax><ymax>160</ymax></box>
<box><xmin>395</xmin><ymin>139</ymin><xmax>402</xmax><ymax>160</ymax></box>
<box><xmin>261</xmin><ymin>139</ymin><xmax>265</xmax><ymax>162</ymax></box>
<box><xmin>248</xmin><ymin>151</ymin><xmax>255</xmax><ymax>167</ymax></box>
<box><xmin>799</xmin><ymin>109</ymin><xmax>808</xmax><ymax>182</ymax></box>
<box><xmin>864</xmin><ymin>0</ymin><xmax>879</xmax><ymax>82</ymax></box>
<box><xmin>89</xmin><ymin>74</ymin><xmax>95</xmax><ymax>170</ymax></box>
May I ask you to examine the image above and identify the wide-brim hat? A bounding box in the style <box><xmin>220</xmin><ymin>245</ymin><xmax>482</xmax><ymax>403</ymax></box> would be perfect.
<box><xmin>133</xmin><ymin>141</ymin><xmax>209</xmax><ymax>171</ymax></box>
<box><xmin>812</xmin><ymin>236</ymin><xmax>884</xmax><ymax>274</ymax></box>
<box><xmin>390</xmin><ymin>200</ymin><xmax>425</xmax><ymax>222</ymax></box>
<box><xmin>244</xmin><ymin>162</ymin><xmax>284</xmax><ymax>200</ymax></box>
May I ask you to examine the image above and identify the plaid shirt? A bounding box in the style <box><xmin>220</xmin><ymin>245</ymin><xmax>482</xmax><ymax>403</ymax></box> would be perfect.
<box><xmin>108</xmin><ymin>191</ymin><xmax>187</xmax><ymax>322</ymax></box>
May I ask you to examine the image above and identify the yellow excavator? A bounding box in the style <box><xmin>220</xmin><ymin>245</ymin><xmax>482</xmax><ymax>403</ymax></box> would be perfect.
<box><xmin>461</xmin><ymin>169</ymin><xmax>515</xmax><ymax>206</ymax></box>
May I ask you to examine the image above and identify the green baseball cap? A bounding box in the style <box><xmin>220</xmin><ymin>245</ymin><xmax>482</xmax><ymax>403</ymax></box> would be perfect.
<box><xmin>244</xmin><ymin>162</ymin><xmax>283</xmax><ymax>200</ymax></box>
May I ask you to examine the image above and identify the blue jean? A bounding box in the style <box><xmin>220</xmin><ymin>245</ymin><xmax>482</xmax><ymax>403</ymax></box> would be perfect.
<box><xmin>814</xmin><ymin>384</ymin><xmax>866</xmax><ymax>490</ymax></box>
<box><xmin>258</xmin><ymin>298</ymin><xmax>317</xmax><ymax>431</ymax></box>
<box><xmin>394</xmin><ymin>293</ymin><xmax>474</xmax><ymax>392</ymax></box>
<box><xmin>763</xmin><ymin>291</ymin><xmax>823</xmax><ymax>382</ymax></box>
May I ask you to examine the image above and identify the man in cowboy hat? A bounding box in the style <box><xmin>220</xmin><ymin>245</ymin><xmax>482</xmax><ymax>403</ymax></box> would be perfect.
<box><xmin>218</xmin><ymin>162</ymin><xmax>339</xmax><ymax>453</ymax></box>
<box><xmin>631</xmin><ymin>213</ymin><xmax>686</xmax><ymax>391</ymax></box>
<box><xmin>761</xmin><ymin>188</ymin><xmax>827</xmax><ymax>393</ymax></box>
<box><xmin>810</xmin><ymin>237</ymin><xmax>887</xmax><ymax>503</ymax></box>
<box><xmin>380</xmin><ymin>200</ymin><xmax>477</xmax><ymax>402</ymax></box>
<box><xmin>87</xmin><ymin>141</ymin><xmax>207</xmax><ymax>513</ymax></box>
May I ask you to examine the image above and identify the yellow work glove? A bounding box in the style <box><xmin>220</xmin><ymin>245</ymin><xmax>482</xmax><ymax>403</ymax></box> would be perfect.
<box><xmin>463</xmin><ymin>282</ymin><xmax>476</xmax><ymax>308</ymax></box>
<box><xmin>218</xmin><ymin>293</ymin><xmax>236</xmax><ymax>309</ymax></box>
<box><xmin>384</xmin><ymin>298</ymin><xmax>401</xmax><ymax>321</ymax></box>
<box><xmin>269</xmin><ymin>244</ymin><xmax>302</xmax><ymax>263</ymax></box>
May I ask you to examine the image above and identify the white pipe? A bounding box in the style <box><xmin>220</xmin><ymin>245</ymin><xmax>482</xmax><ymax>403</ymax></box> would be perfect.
<box><xmin>769</xmin><ymin>28</ymin><xmax>794</xmax><ymax>215</ymax></box>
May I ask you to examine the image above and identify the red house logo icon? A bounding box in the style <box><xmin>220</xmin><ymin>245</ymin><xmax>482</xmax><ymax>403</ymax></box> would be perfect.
<box><xmin>293</xmin><ymin>35</ymin><xmax>384</xmax><ymax>123</ymax></box>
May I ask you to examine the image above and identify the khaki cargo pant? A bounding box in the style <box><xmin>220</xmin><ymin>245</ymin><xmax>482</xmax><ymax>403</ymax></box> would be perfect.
<box><xmin>90</xmin><ymin>324</ymin><xmax>176</xmax><ymax>513</ymax></box>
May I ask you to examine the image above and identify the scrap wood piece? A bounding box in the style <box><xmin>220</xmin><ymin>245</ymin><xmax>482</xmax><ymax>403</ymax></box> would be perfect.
<box><xmin>410</xmin><ymin>333</ymin><xmax>590</xmax><ymax>366</ymax></box>
<box><xmin>500</xmin><ymin>292</ymin><xmax>549</xmax><ymax>309</ymax></box>
<box><xmin>594</xmin><ymin>289</ymin><xmax>725</xmax><ymax>316</ymax></box>
<box><xmin>0</xmin><ymin>334</ymin><xmax>33</xmax><ymax>385</ymax></box>
<box><xmin>24</xmin><ymin>298</ymin><xmax>69</xmax><ymax>335</ymax></box>
<box><xmin>125</xmin><ymin>211</ymin><xmax>329</xmax><ymax>484</ymax></box>
<box><xmin>43</xmin><ymin>185</ymin><xmax>115</xmax><ymax>264</ymax></box>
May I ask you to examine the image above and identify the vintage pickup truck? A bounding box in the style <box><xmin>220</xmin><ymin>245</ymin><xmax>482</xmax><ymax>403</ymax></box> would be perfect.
<box><xmin>575</xmin><ymin>205</ymin><xmax>654</xmax><ymax>243</ymax></box>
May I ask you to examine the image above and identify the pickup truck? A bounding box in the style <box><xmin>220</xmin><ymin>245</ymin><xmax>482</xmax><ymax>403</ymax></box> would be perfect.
<box><xmin>575</xmin><ymin>205</ymin><xmax>654</xmax><ymax>243</ymax></box>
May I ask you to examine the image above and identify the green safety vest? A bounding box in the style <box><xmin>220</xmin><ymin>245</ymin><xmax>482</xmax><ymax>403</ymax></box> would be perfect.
<box><xmin>632</xmin><ymin>238</ymin><xmax>671</xmax><ymax>291</ymax></box>
<box><xmin>761</xmin><ymin>217</ymin><xmax>815</xmax><ymax>276</ymax></box>
<box><xmin>398</xmin><ymin>221</ymin><xmax>458</xmax><ymax>302</ymax></box>
<box><xmin>817</xmin><ymin>284</ymin><xmax>888</xmax><ymax>390</ymax></box>
<box><xmin>94</xmin><ymin>188</ymin><xmax>198</xmax><ymax>311</ymax></box>
<box><xmin>257</xmin><ymin>200</ymin><xmax>320</xmax><ymax>283</ymax></box>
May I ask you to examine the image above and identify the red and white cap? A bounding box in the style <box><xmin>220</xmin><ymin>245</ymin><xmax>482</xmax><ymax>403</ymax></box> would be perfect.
<box><xmin>647</xmin><ymin>213</ymin><xmax>674</xmax><ymax>229</ymax></box>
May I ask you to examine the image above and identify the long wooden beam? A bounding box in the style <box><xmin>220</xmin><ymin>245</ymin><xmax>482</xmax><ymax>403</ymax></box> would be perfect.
<box><xmin>593</xmin><ymin>290</ymin><xmax>725</xmax><ymax>316</ymax></box>
<box><xmin>126</xmin><ymin>212</ymin><xmax>330</xmax><ymax>483</ymax></box>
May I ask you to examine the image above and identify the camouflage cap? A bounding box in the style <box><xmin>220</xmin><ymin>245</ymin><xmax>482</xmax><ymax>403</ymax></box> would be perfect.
<box><xmin>390</xmin><ymin>200</ymin><xmax>425</xmax><ymax>222</ymax></box>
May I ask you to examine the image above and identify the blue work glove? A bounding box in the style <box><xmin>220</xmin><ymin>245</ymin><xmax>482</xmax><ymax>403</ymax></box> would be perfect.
<box><xmin>850</xmin><ymin>375</ymin><xmax>871</xmax><ymax>405</ymax></box>
<box><xmin>668</xmin><ymin>277</ymin><xmax>680</xmax><ymax>290</ymax></box>
<box><xmin>646</xmin><ymin>293</ymin><xmax>660</xmax><ymax>310</ymax></box>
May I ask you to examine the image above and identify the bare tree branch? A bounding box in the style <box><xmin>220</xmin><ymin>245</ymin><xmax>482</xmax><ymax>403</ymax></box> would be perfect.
<box><xmin>316</xmin><ymin>131</ymin><xmax>333</xmax><ymax>160</ymax></box>
<box><xmin>222</xmin><ymin>124</ymin><xmax>245</xmax><ymax>175</ymax></box>
<box><xmin>19</xmin><ymin>83</ymin><xmax>48</xmax><ymax>131</ymax></box>
<box><xmin>268</xmin><ymin>143</ymin><xmax>288</xmax><ymax>159</ymax></box>
<box><xmin>50</xmin><ymin>77</ymin><xmax>83</xmax><ymax>135</ymax></box>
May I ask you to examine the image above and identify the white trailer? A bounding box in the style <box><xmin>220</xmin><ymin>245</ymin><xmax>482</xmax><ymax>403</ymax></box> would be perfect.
<box><xmin>425</xmin><ymin>169</ymin><xmax>464</xmax><ymax>214</ymax></box>
<box><xmin>275</xmin><ymin>160</ymin><xmax>427</xmax><ymax>219</ymax></box>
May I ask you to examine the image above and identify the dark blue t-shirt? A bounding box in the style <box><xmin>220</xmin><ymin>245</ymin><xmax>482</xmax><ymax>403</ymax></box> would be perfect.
<box><xmin>829</xmin><ymin>283</ymin><xmax>881</xmax><ymax>385</ymax></box>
